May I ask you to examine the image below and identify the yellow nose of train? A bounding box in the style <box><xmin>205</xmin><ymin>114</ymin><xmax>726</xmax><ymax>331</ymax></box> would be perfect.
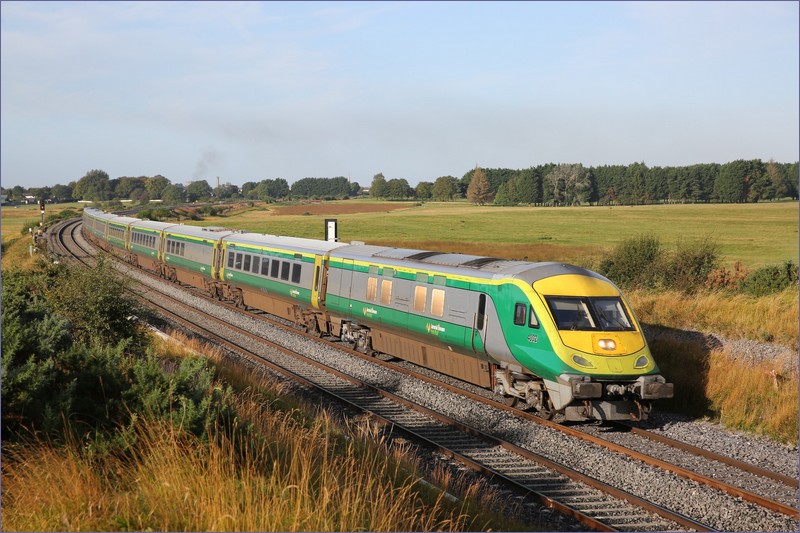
<box><xmin>533</xmin><ymin>273</ymin><xmax>655</xmax><ymax>375</ymax></box>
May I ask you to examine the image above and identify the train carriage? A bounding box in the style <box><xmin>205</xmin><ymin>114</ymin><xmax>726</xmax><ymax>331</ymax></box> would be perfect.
<box><xmin>324</xmin><ymin>246</ymin><xmax>513</xmax><ymax>387</ymax></box>
<box><xmin>106</xmin><ymin>215</ymin><xmax>140</xmax><ymax>252</ymax></box>
<box><xmin>82</xmin><ymin>209</ymin><xmax>118</xmax><ymax>246</ymax></box>
<box><xmin>219</xmin><ymin>233</ymin><xmax>347</xmax><ymax>324</ymax></box>
<box><xmin>128</xmin><ymin>219</ymin><xmax>175</xmax><ymax>271</ymax></box>
<box><xmin>161</xmin><ymin>225</ymin><xmax>232</xmax><ymax>291</ymax></box>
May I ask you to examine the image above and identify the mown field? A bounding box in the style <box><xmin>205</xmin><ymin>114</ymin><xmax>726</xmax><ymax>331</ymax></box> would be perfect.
<box><xmin>193</xmin><ymin>200</ymin><xmax>798</xmax><ymax>270</ymax></box>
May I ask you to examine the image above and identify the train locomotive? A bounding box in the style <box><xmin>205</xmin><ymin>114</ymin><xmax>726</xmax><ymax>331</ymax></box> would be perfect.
<box><xmin>82</xmin><ymin>208</ymin><xmax>673</xmax><ymax>421</ymax></box>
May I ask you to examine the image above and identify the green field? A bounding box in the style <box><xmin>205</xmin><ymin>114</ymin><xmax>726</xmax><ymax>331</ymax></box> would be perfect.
<box><xmin>1</xmin><ymin>202</ymin><xmax>84</xmax><ymax>241</ymax></box>
<box><xmin>194</xmin><ymin>200</ymin><xmax>798</xmax><ymax>270</ymax></box>
<box><xmin>2</xmin><ymin>200</ymin><xmax>795</xmax><ymax>269</ymax></box>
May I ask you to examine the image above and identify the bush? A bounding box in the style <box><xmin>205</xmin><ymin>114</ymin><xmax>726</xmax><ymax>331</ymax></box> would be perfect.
<box><xmin>1</xmin><ymin>260</ymin><xmax>235</xmax><ymax>443</ymax></box>
<box><xmin>740</xmin><ymin>261</ymin><xmax>799</xmax><ymax>297</ymax></box>
<box><xmin>598</xmin><ymin>235</ymin><xmax>664</xmax><ymax>289</ymax></box>
<box><xmin>46</xmin><ymin>257</ymin><xmax>145</xmax><ymax>347</ymax></box>
<box><xmin>152</xmin><ymin>207</ymin><xmax>172</xmax><ymax>220</ymax></box>
<box><xmin>705</xmin><ymin>261</ymin><xmax>748</xmax><ymax>291</ymax></box>
<box><xmin>665</xmin><ymin>237</ymin><xmax>719</xmax><ymax>293</ymax></box>
<box><xmin>19</xmin><ymin>219</ymin><xmax>40</xmax><ymax>235</ymax></box>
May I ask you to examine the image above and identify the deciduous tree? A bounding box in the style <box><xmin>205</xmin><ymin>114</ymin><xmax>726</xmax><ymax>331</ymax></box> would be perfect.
<box><xmin>370</xmin><ymin>173</ymin><xmax>387</xmax><ymax>198</ymax></box>
<box><xmin>432</xmin><ymin>176</ymin><xmax>459</xmax><ymax>201</ymax></box>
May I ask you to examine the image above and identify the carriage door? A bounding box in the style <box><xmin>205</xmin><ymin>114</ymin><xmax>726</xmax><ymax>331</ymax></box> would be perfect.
<box><xmin>471</xmin><ymin>293</ymin><xmax>488</xmax><ymax>354</ymax></box>
<box><xmin>311</xmin><ymin>255</ymin><xmax>324</xmax><ymax>309</ymax></box>
<box><xmin>212</xmin><ymin>242</ymin><xmax>224</xmax><ymax>280</ymax></box>
<box><xmin>327</xmin><ymin>258</ymin><xmax>354</xmax><ymax>316</ymax></box>
<box><xmin>339</xmin><ymin>259</ymin><xmax>354</xmax><ymax>313</ymax></box>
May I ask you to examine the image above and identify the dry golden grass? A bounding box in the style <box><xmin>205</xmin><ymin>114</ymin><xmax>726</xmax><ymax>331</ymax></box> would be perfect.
<box><xmin>1</xmin><ymin>331</ymin><xmax>532</xmax><ymax>532</ymax></box>
<box><xmin>1</xmin><ymin>234</ymin><xmax>39</xmax><ymax>271</ymax></box>
<box><xmin>706</xmin><ymin>349</ymin><xmax>799</xmax><ymax>444</ymax></box>
<box><xmin>628</xmin><ymin>288</ymin><xmax>799</xmax><ymax>350</ymax></box>
<box><xmin>649</xmin><ymin>337</ymin><xmax>799</xmax><ymax>445</ymax></box>
<box><xmin>0</xmin><ymin>398</ymin><xmax>476</xmax><ymax>532</ymax></box>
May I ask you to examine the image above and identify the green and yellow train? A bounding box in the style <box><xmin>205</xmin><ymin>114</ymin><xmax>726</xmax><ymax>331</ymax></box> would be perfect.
<box><xmin>83</xmin><ymin>208</ymin><xmax>673</xmax><ymax>421</ymax></box>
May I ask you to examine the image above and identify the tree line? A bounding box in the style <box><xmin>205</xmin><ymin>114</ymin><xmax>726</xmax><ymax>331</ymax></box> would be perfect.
<box><xmin>2</xmin><ymin>171</ymin><xmax>361</xmax><ymax>204</ymax></box>
<box><xmin>4</xmin><ymin>158</ymin><xmax>797</xmax><ymax>205</ymax></box>
<box><xmin>370</xmin><ymin>159</ymin><xmax>798</xmax><ymax>205</ymax></box>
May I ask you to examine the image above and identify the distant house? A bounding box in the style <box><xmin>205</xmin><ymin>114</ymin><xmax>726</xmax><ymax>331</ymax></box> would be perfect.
<box><xmin>23</xmin><ymin>195</ymin><xmax>37</xmax><ymax>204</ymax></box>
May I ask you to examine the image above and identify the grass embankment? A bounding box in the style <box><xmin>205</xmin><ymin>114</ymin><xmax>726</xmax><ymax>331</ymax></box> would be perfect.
<box><xmin>651</xmin><ymin>338</ymin><xmax>798</xmax><ymax>444</ymax></box>
<box><xmin>628</xmin><ymin>289</ymin><xmax>798</xmax><ymax>349</ymax></box>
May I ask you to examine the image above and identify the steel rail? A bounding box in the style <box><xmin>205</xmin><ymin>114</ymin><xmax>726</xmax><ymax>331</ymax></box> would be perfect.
<box><xmin>613</xmin><ymin>421</ymin><xmax>800</xmax><ymax>489</ymax></box>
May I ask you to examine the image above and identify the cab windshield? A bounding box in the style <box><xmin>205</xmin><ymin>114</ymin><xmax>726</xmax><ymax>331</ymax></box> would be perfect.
<box><xmin>545</xmin><ymin>296</ymin><xmax>634</xmax><ymax>331</ymax></box>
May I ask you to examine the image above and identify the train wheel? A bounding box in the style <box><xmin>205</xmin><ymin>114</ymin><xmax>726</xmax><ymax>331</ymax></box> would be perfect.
<box><xmin>504</xmin><ymin>396</ymin><xmax>519</xmax><ymax>408</ymax></box>
<box><xmin>535</xmin><ymin>397</ymin><xmax>555</xmax><ymax>420</ymax></box>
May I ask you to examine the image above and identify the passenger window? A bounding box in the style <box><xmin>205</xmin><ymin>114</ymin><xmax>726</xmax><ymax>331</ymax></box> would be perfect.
<box><xmin>281</xmin><ymin>261</ymin><xmax>290</xmax><ymax>281</ymax></box>
<box><xmin>244</xmin><ymin>255</ymin><xmax>251</xmax><ymax>271</ymax></box>
<box><xmin>413</xmin><ymin>286</ymin><xmax>427</xmax><ymax>312</ymax></box>
<box><xmin>227</xmin><ymin>251</ymin><xmax>235</xmax><ymax>268</ymax></box>
<box><xmin>234</xmin><ymin>253</ymin><xmax>243</xmax><ymax>270</ymax></box>
<box><xmin>529</xmin><ymin>306</ymin><xmax>540</xmax><ymax>328</ymax></box>
<box><xmin>271</xmin><ymin>260</ymin><xmax>280</xmax><ymax>278</ymax></box>
<box><xmin>291</xmin><ymin>264</ymin><xmax>301</xmax><ymax>283</ymax></box>
<box><xmin>261</xmin><ymin>258</ymin><xmax>270</xmax><ymax>276</ymax></box>
<box><xmin>252</xmin><ymin>257</ymin><xmax>261</xmax><ymax>274</ymax></box>
<box><xmin>514</xmin><ymin>303</ymin><xmax>526</xmax><ymax>326</ymax></box>
<box><xmin>431</xmin><ymin>289</ymin><xmax>445</xmax><ymax>317</ymax></box>
<box><xmin>366</xmin><ymin>277</ymin><xmax>377</xmax><ymax>301</ymax></box>
<box><xmin>180</xmin><ymin>242</ymin><xmax>185</xmax><ymax>256</ymax></box>
<box><xmin>380</xmin><ymin>280</ymin><xmax>392</xmax><ymax>305</ymax></box>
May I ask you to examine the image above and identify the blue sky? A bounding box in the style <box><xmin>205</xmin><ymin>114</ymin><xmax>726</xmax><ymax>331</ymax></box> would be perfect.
<box><xmin>2</xmin><ymin>1</ymin><xmax>798</xmax><ymax>189</ymax></box>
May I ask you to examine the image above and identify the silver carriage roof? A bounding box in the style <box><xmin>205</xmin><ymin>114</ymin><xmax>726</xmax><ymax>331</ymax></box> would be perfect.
<box><xmin>84</xmin><ymin>208</ymin><xmax>118</xmax><ymax>222</ymax></box>
<box><xmin>163</xmin><ymin>224</ymin><xmax>236</xmax><ymax>240</ymax></box>
<box><xmin>223</xmin><ymin>232</ymin><xmax>349</xmax><ymax>256</ymax></box>
<box><xmin>331</xmin><ymin>243</ymin><xmax>608</xmax><ymax>284</ymax></box>
<box><xmin>108</xmin><ymin>215</ymin><xmax>141</xmax><ymax>227</ymax></box>
<box><xmin>128</xmin><ymin>219</ymin><xmax>178</xmax><ymax>232</ymax></box>
<box><xmin>332</xmin><ymin>244</ymin><xmax>533</xmax><ymax>279</ymax></box>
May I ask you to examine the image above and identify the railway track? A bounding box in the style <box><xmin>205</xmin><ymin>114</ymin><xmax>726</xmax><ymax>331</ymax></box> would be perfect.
<box><xmin>50</xmin><ymin>218</ymin><xmax>799</xmax><ymax>532</ymax></box>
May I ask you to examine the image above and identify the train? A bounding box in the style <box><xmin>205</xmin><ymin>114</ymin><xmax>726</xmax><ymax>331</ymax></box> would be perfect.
<box><xmin>82</xmin><ymin>207</ymin><xmax>673</xmax><ymax>421</ymax></box>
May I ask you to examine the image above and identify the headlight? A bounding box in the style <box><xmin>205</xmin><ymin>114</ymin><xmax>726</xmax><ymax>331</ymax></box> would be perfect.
<box><xmin>572</xmin><ymin>354</ymin><xmax>595</xmax><ymax>368</ymax></box>
<box><xmin>597</xmin><ymin>338</ymin><xmax>617</xmax><ymax>351</ymax></box>
<box><xmin>634</xmin><ymin>355</ymin><xmax>649</xmax><ymax>368</ymax></box>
